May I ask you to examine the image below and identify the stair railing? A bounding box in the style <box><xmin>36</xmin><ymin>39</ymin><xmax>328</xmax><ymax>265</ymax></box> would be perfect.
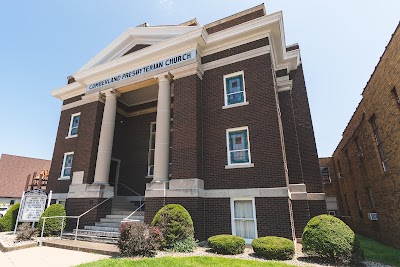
<box><xmin>118</xmin><ymin>182</ymin><xmax>145</xmax><ymax>207</ymax></box>
<box><xmin>39</xmin><ymin>196</ymin><xmax>113</xmax><ymax>246</ymax></box>
<box><xmin>121</xmin><ymin>202</ymin><xmax>145</xmax><ymax>223</ymax></box>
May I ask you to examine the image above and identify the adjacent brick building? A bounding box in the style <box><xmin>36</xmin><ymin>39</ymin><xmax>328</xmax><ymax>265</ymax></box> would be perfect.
<box><xmin>329</xmin><ymin>23</ymin><xmax>400</xmax><ymax>248</ymax></box>
<box><xmin>47</xmin><ymin>5</ymin><xmax>325</xmax><ymax>242</ymax></box>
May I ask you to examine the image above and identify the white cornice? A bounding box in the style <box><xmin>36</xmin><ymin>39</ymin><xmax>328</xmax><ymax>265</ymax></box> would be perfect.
<box><xmin>51</xmin><ymin>82</ymin><xmax>85</xmax><ymax>101</ymax></box>
<box><xmin>53</xmin><ymin>10</ymin><xmax>301</xmax><ymax>100</ymax></box>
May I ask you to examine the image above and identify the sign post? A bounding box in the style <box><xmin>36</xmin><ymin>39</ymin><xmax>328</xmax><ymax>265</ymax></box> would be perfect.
<box><xmin>13</xmin><ymin>189</ymin><xmax>50</xmax><ymax>234</ymax></box>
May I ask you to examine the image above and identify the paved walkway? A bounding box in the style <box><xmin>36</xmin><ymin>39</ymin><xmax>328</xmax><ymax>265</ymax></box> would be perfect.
<box><xmin>0</xmin><ymin>246</ymin><xmax>110</xmax><ymax>267</ymax></box>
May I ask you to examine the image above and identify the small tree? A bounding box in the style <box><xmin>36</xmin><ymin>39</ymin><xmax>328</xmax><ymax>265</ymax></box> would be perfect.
<box><xmin>0</xmin><ymin>203</ymin><xmax>20</xmax><ymax>232</ymax></box>
<box><xmin>151</xmin><ymin>204</ymin><xmax>196</xmax><ymax>251</ymax></box>
<box><xmin>37</xmin><ymin>204</ymin><xmax>66</xmax><ymax>236</ymax></box>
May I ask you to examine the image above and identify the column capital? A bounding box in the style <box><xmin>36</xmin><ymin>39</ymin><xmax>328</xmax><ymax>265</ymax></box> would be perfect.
<box><xmin>154</xmin><ymin>72</ymin><xmax>174</xmax><ymax>83</ymax></box>
<box><xmin>101</xmin><ymin>88</ymin><xmax>121</xmax><ymax>98</ymax></box>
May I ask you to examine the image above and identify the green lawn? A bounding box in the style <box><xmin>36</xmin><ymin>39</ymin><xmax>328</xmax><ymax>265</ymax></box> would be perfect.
<box><xmin>357</xmin><ymin>234</ymin><xmax>400</xmax><ymax>266</ymax></box>
<box><xmin>76</xmin><ymin>256</ymin><xmax>296</xmax><ymax>267</ymax></box>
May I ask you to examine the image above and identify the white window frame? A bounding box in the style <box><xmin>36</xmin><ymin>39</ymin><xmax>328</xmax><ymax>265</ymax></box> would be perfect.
<box><xmin>225</xmin><ymin>126</ymin><xmax>254</xmax><ymax>169</ymax></box>
<box><xmin>223</xmin><ymin>71</ymin><xmax>249</xmax><ymax>109</ymax></box>
<box><xmin>230</xmin><ymin>197</ymin><xmax>258</xmax><ymax>244</ymax></box>
<box><xmin>66</xmin><ymin>112</ymin><xmax>81</xmax><ymax>138</ymax></box>
<box><xmin>146</xmin><ymin>121</ymin><xmax>173</xmax><ymax>177</ymax></box>
<box><xmin>59</xmin><ymin>152</ymin><xmax>74</xmax><ymax>180</ymax></box>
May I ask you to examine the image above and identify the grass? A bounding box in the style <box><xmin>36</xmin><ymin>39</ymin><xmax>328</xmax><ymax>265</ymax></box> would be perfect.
<box><xmin>357</xmin><ymin>234</ymin><xmax>400</xmax><ymax>266</ymax></box>
<box><xmin>76</xmin><ymin>256</ymin><xmax>297</xmax><ymax>267</ymax></box>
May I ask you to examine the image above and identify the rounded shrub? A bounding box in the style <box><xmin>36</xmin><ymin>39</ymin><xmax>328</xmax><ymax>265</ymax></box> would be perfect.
<box><xmin>151</xmin><ymin>204</ymin><xmax>195</xmax><ymax>250</ymax></box>
<box><xmin>37</xmin><ymin>204</ymin><xmax>66</xmax><ymax>236</ymax></box>
<box><xmin>0</xmin><ymin>203</ymin><xmax>20</xmax><ymax>232</ymax></box>
<box><xmin>251</xmin><ymin>236</ymin><xmax>294</xmax><ymax>260</ymax></box>
<box><xmin>302</xmin><ymin>214</ymin><xmax>363</xmax><ymax>264</ymax></box>
<box><xmin>208</xmin><ymin>234</ymin><xmax>245</xmax><ymax>255</ymax></box>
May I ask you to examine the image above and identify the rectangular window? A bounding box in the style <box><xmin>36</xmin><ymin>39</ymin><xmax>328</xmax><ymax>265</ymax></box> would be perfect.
<box><xmin>224</xmin><ymin>71</ymin><xmax>247</xmax><ymax>107</ymax></box>
<box><xmin>366</xmin><ymin>187</ymin><xmax>376</xmax><ymax>210</ymax></box>
<box><xmin>345</xmin><ymin>149</ymin><xmax>353</xmax><ymax>173</ymax></box>
<box><xmin>355</xmin><ymin>192</ymin><xmax>363</xmax><ymax>218</ymax></box>
<box><xmin>68</xmin><ymin>113</ymin><xmax>81</xmax><ymax>137</ymax></box>
<box><xmin>320</xmin><ymin>166</ymin><xmax>331</xmax><ymax>184</ymax></box>
<box><xmin>231</xmin><ymin>198</ymin><xmax>257</xmax><ymax>243</ymax></box>
<box><xmin>337</xmin><ymin>160</ymin><xmax>343</xmax><ymax>178</ymax></box>
<box><xmin>147</xmin><ymin>121</ymin><xmax>172</xmax><ymax>176</ymax></box>
<box><xmin>60</xmin><ymin>152</ymin><xmax>74</xmax><ymax>179</ymax></box>
<box><xmin>391</xmin><ymin>87</ymin><xmax>400</xmax><ymax>110</ymax></box>
<box><xmin>226</xmin><ymin>127</ymin><xmax>252</xmax><ymax>166</ymax></box>
<box><xmin>370</xmin><ymin>115</ymin><xmax>389</xmax><ymax>172</ymax></box>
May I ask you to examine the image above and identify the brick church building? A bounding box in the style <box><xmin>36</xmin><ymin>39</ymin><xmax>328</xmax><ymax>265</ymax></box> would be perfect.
<box><xmin>47</xmin><ymin>4</ymin><xmax>325</xmax><ymax>242</ymax></box>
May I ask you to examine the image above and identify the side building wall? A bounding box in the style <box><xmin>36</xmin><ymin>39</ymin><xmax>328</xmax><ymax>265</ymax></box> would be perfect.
<box><xmin>332</xmin><ymin>23</ymin><xmax>400</xmax><ymax>248</ymax></box>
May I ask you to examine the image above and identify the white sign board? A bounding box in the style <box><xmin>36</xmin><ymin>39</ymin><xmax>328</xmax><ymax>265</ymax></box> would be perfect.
<box><xmin>19</xmin><ymin>195</ymin><xmax>47</xmax><ymax>222</ymax></box>
<box><xmin>87</xmin><ymin>50</ymin><xmax>196</xmax><ymax>92</ymax></box>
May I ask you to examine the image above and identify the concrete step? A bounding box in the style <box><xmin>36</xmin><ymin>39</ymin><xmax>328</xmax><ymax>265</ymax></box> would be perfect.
<box><xmin>62</xmin><ymin>233</ymin><xmax>118</xmax><ymax>245</ymax></box>
<box><xmin>106</xmin><ymin>212</ymin><xmax>144</xmax><ymax>219</ymax></box>
<box><xmin>42</xmin><ymin>239</ymin><xmax>119</xmax><ymax>256</ymax></box>
<box><xmin>111</xmin><ymin>210</ymin><xmax>136</xmax><ymax>215</ymax></box>
<box><xmin>84</xmin><ymin>225</ymin><xmax>120</xmax><ymax>232</ymax></box>
<box><xmin>111</xmin><ymin>207</ymin><xmax>138</xmax><ymax>211</ymax></box>
<box><xmin>100</xmin><ymin>218</ymin><xmax>123</xmax><ymax>223</ymax></box>
<box><xmin>95</xmin><ymin>222</ymin><xmax>121</xmax><ymax>228</ymax></box>
<box><xmin>73</xmin><ymin>229</ymin><xmax>120</xmax><ymax>238</ymax></box>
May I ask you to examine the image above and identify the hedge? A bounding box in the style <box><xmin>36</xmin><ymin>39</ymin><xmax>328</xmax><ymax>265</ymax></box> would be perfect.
<box><xmin>251</xmin><ymin>236</ymin><xmax>294</xmax><ymax>260</ymax></box>
<box><xmin>0</xmin><ymin>203</ymin><xmax>20</xmax><ymax>232</ymax></box>
<box><xmin>208</xmin><ymin>234</ymin><xmax>245</xmax><ymax>255</ymax></box>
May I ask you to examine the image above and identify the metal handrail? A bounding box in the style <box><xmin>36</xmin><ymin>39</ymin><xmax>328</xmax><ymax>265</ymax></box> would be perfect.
<box><xmin>39</xmin><ymin>196</ymin><xmax>113</xmax><ymax>245</ymax></box>
<box><xmin>118</xmin><ymin>182</ymin><xmax>144</xmax><ymax>207</ymax></box>
<box><xmin>121</xmin><ymin>202</ymin><xmax>145</xmax><ymax>223</ymax></box>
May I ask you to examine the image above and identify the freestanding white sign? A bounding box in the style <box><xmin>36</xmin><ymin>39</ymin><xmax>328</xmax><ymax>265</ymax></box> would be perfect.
<box><xmin>19</xmin><ymin>195</ymin><xmax>47</xmax><ymax>222</ymax></box>
<box><xmin>13</xmin><ymin>189</ymin><xmax>52</xmax><ymax>234</ymax></box>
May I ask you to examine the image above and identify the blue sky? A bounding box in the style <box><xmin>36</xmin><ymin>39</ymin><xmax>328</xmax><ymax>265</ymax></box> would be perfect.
<box><xmin>0</xmin><ymin>1</ymin><xmax>399</xmax><ymax>160</ymax></box>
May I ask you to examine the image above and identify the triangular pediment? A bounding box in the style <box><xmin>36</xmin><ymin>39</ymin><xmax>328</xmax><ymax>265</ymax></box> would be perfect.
<box><xmin>76</xmin><ymin>25</ymin><xmax>201</xmax><ymax>73</ymax></box>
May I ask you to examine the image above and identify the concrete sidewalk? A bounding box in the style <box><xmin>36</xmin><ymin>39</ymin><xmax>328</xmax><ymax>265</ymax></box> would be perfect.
<box><xmin>0</xmin><ymin>246</ymin><xmax>110</xmax><ymax>267</ymax></box>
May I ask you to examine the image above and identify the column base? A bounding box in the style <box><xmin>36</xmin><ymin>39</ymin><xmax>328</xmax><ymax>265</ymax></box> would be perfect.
<box><xmin>146</xmin><ymin>181</ymin><xmax>169</xmax><ymax>190</ymax></box>
<box><xmin>67</xmin><ymin>183</ymin><xmax>114</xmax><ymax>199</ymax></box>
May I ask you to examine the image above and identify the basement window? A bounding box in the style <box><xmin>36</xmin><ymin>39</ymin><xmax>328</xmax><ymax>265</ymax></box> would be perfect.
<box><xmin>231</xmin><ymin>198</ymin><xmax>257</xmax><ymax>243</ymax></box>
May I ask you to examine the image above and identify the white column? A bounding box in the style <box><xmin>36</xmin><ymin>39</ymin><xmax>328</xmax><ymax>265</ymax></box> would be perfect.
<box><xmin>152</xmin><ymin>74</ymin><xmax>173</xmax><ymax>186</ymax></box>
<box><xmin>93</xmin><ymin>89</ymin><xmax>120</xmax><ymax>185</ymax></box>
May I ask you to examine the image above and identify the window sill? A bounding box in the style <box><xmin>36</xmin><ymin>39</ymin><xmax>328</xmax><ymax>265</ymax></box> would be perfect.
<box><xmin>222</xmin><ymin>101</ymin><xmax>249</xmax><ymax>109</ymax></box>
<box><xmin>58</xmin><ymin>177</ymin><xmax>71</xmax><ymax>180</ymax></box>
<box><xmin>225</xmin><ymin>163</ymin><xmax>254</xmax><ymax>169</ymax></box>
<box><xmin>65</xmin><ymin>135</ymin><xmax>78</xmax><ymax>139</ymax></box>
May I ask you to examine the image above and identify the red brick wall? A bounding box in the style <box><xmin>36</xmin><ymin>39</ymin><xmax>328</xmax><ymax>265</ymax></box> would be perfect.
<box><xmin>290</xmin><ymin>65</ymin><xmax>323</xmax><ymax>193</ymax></box>
<box><xmin>255</xmin><ymin>198</ymin><xmax>293</xmax><ymax>239</ymax></box>
<box><xmin>47</xmin><ymin>101</ymin><xmax>104</xmax><ymax>193</ymax></box>
<box><xmin>172</xmin><ymin>75</ymin><xmax>203</xmax><ymax>180</ymax></box>
<box><xmin>202</xmin><ymin>38</ymin><xmax>269</xmax><ymax>64</ymax></box>
<box><xmin>279</xmin><ymin>90</ymin><xmax>303</xmax><ymax>185</ymax></box>
<box><xmin>205</xmin><ymin>9</ymin><xmax>264</xmax><ymax>34</ymax></box>
<box><xmin>291</xmin><ymin>200</ymin><xmax>310</xmax><ymax>238</ymax></box>
<box><xmin>202</xmin><ymin>54</ymin><xmax>286</xmax><ymax>190</ymax></box>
